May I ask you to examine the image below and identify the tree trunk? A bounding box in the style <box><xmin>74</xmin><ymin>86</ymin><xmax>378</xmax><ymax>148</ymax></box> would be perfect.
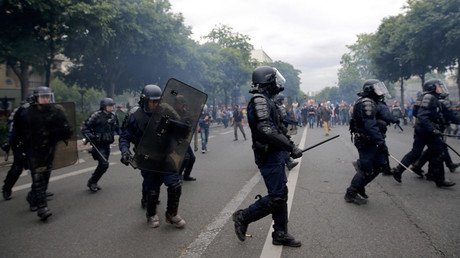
<box><xmin>400</xmin><ymin>76</ymin><xmax>404</xmax><ymax>110</ymax></box>
<box><xmin>457</xmin><ymin>59</ymin><xmax>460</xmax><ymax>102</ymax></box>
<box><xmin>9</xmin><ymin>61</ymin><xmax>30</xmax><ymax>101</ymax></box>
<box><xmin>224</xmin><ymin>89</ymin><xmax>228</xmax><ymax>108</ymax></box>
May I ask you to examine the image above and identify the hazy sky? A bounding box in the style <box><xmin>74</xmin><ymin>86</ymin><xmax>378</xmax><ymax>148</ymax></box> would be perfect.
<box><xmin>168</xmin><ymin>0</ymin><xmax>408</xmax><ymax>93</ymax></box>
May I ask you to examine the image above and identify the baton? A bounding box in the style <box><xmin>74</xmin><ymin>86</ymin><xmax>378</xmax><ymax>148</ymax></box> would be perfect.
<box><xmin>302</xmin><ymin>135</ymin><xmax>340</xmax><ymax>153</ymax></box>
<box><xmin>83</xmin><ymin>133</ymin><xmax>108</xmax><ymax>163</ymax></box>
<box><xmin>396</xmin><ymin>124</ymin><xmax>403</xmax><ymax>131</ymax></box>
<box><xmin>445</xmin><ymin>142</ymin><xmax>460</xmax><ymax>158</ymax></box>
<box><xmin>388</xmin><ymin>153</ymin><xmax>417</xmax><ymax>175</ymax></box>
<box><xmin>441</xmin><ymin>133</ymin><xmax>459</xmax><ymax>138</ymax></box>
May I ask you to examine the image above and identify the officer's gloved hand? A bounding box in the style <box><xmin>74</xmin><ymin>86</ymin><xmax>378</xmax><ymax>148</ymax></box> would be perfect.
<box><xmin>1</xmin><ymin>142</ymin><xmax>10</xmax><ymax>153</ymax></box>
<box><xmin>290</xmin><ymin>147</ymin><xmax>303</xmax><ymax>159</ymax></box>
<box><xmin>120</xmin><ymin>152</ymin><xmax>132</xmax><ymax>166</ymax></box>
<box><xmin>433</xmin><ymin>129</ymin><xmax>442</xmax><ymax>136</ymax></box>
<box><xmin>393</xmin><ymin>119</ymin><xmax>400</xmax><ymax>125</ymax></box>
<box><xmin>377</xmin><ymin>144</ymin><xmax>389</xmax><ymax>156</ymax></box>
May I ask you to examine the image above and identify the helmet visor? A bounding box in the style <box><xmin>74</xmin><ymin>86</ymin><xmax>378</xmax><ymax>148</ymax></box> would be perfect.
<box><xmin>436</xmin><ymin>82</ymin><xmax>448</xmax><ymax>94</ymax></box>
<box><xmin>274</xmin><ymin>68</ymin><xmax>286</xmax><ymax>87</ymax></box>
<box><xmin>372</xmin><ymin>81</ymin><xmax>389</xmax><ymax>96</ymax></box>
<box><xmin>36</xmin><ymin>92</ymin><xmax>55</xmax><ymax>103</ymax></box>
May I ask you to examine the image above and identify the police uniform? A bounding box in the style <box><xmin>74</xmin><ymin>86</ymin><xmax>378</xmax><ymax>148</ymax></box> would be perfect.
<box><xmin>82</xmin><ymin>106</ymin><xmax>120</xmax><ymax>192</ymax></box>
<box><xmin>232</xmin><ymin>66</ymin><xmax>302</xmax><ymax>247</ymax></box>
<box><xmin>392</xmin><ymin>79</ymin><xmax>455</xmax><ymax>187</ymax></box>
<box><xmin>119</xmin><ymin>84</ymin><xmax>185</xmax><ymax>228</ymax></box>
<box><xmin>2</xmin><ymin>102</ymin><xmax>31</xmax><ymax>200</ymax></box>
<box><xmin>346</xmin><ymin>91</ymin><xmax>388</xmax><ymax>204</ymax></box>
<box><xmin>15</xmin><ymin>98</ymin><xmax>72</xmax><ymax>220</ymax></box>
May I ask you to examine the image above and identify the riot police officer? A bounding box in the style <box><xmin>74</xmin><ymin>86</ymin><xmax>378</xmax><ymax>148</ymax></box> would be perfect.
<box><xmin>1</xmin><ymin>96</ymin><xmax>33</xmax><ymax>200</ymax></box>
<box><xmin>345</xmin><ymin>79</ymin><xmax>392</xmax><ymax>204</ymax></box>
<box><xmin>392</xmin><ymin>79</ymin><xmax>455</xmax><ymax>187</ymax></box>
<box><xmin>82</xmin><ymin>98</ymin><xmax>120</xmax><ymax>192</ymax></box>
<box><xmin>119</xmin><ymin>84</ymin><xmax>186</xmax><ymax>228</ymax></box>
<box><xmin>232</xmin><ymin>66</ymin><xmax>303</xmax><ymax>247</ymax></box>
<box><xmin>15</xmin><ymin>86</ymin><xmax>72</xmax><ymax>220</ymax></box>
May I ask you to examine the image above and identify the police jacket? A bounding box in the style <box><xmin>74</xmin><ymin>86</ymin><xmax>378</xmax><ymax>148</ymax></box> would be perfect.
<box><xmin>247</xmin><ymin>93</ymin><xmax>294</xmax><ymax>153</ymax></box>
<box><xmin>376</xmin><ymin>100</ymin><xmax>398</xmax><ymax>135</ymax></box>
<box><xmin>351</xmin><ymin>96</ymin><xmax>385</xmax><ymax>146</ymax></box>
<box><xmin>82</xmin><ymin>110</ymin><xmax>120</xmax><ymax>145</ymax></box>
<box><xmin>119</xmin><ymin>107</ymin><xmax>151</xmax><ymax>154</ymax></box>
<box><xmin>14</xmin><ymin>103</ymin><xmax>72</xmax><ymax>160</ymax></box>
<box><xmin>415</xmin><ymin>92</ymin><xmax>445</xmax><ymax>133</ymax></box>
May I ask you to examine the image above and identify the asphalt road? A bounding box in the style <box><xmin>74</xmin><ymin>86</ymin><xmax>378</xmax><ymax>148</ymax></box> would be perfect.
<box><xmin>0</xmin><ymin>123</ymin><xmax>459</xmax><ymax>257</ymax></box>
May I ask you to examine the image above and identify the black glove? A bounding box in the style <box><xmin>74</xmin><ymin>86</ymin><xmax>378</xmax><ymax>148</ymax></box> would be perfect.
<box><xmin>290</xmin><ymin>146</ymin><xmax>303</xmax><ymax>159</ymax></box>
<box><xmin>377</xmin><ymin>143</ymin><xmax>389</xmax><ymax>156</ymax></box>
<box><xmin>432</xmin><ymin>129</ymin><xmax>442</xmax><ymax>136</ymax></box>
<box><xmin>393</xmin><ymin>119</ymin><xmax>400</xmax><ymax>125</ymax></box>
<box><xmin>1</xmin><ymin>142</ymin><xmax>10</xmax><ymax>153</ymax></box>
<box><xmin>120</xmin><ymin>152</ymin><xmax>132</xmax><ymax>166</ymax></box>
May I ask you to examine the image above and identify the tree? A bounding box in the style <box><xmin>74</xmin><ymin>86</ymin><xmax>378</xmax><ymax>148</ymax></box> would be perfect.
<box><xmin>337</xmin><ymin>34</ymin><xmax>377</xmax><ymax>103</ymax></box>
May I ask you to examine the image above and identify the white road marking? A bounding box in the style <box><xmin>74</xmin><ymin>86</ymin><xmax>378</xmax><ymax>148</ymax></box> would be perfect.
<box><xmin>260</xmin><ymin>127</ymin><xmax>308</xmax><ymax>258</ymax></box>
<box><xmin>11</xmin><ymin>163</ymin><xmax>116</xmax><ymax>192</ymax></box>
<box><xmin>181</xmin><ymin>172</ymin><xmax>262</xmax><ymax>258</ymax></box>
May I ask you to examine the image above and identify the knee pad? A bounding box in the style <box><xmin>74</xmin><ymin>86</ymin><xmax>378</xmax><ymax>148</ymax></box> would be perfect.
<box><xmin>100</xmin><ymin>161</ymin><xmax>109</xmax><ymax>170</ymax></box>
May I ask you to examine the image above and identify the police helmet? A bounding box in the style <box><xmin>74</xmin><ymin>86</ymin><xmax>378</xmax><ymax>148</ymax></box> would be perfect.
<box><xmin>251</xmin><ymin>66</ymin><xmax>286</xmax><ymax>96</ymax></box>
<box><xmin>423</xmin><ymin>79</ymin><xmax>447</xmax><ymax>94</ymax></box>
<box><xmin>139</xmin><ymin>84</ymin><xmax>162</xmax><ymax>113</ymax></box>
<box><xmin>33</xmin><ymin>86</ymin><xmax>54</xmax><ymax>103</ymax></box>
<box><xmin>362</xmin><ymin>79</ymin><xmax>388</xmax><ymax>97</ymax></box>
<box><xmin>100</xmin><ymin>97</ymin><xmax>115</xmax><ymax>110</ymax></box>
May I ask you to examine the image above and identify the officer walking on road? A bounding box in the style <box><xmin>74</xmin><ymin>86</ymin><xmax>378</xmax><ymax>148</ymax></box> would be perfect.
<box><xmin>119</xmin><ymin>84</ymin><xmax>186</xmax><ymax>228</ymax></box>
<box><xmin>392</xmin><ymin>79</ymin><xmax>456</xmax><ymax>187</ymax></box>
<box><xmin>82</xmin><ymin>98</ymin><xmax>120</xmax><ymax>192</ymax></box>
<box><xmin>1</xmin><ymin>96</ymin><xmax>34</xmax><ymax>200</ymax></box>
<box><xmin>345</xmin><ymin>79</ymin><xmax>392</xmax><ymax>204</ymax></box>
<box><xmin>15</xmin><ymin>86</ymin><xmax>73</xmax><ymax>220</ymax></box>
<box><xmin>232</xmin><ymin>66</ymin><xmax>303</xmax><ymax>247</ymax></box>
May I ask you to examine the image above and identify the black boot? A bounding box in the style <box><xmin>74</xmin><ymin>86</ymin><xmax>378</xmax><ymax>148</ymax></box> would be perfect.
<box><xmin>141</xmin><ymin>192</ymin><xmax>147</xmax><ymax>209</ymax></box>
<box><xmin>2</xmin><ymin>189</ymin><xmax>12</xmax><ymax>200</ymax></box>
<box><xmin>357</xmin><ymin>187</ymin><xmax>368</xmax><ymax>199</ymax></box>
<box><xmin>410</xmin><ymin>165</ymin><xmax>424</xmax><ymax>178</ymax></box>
<box><xmin>447</xmin><ymin>163</ymin><xmax>460</xmax><ymax>173</ymax></box>
<box><xmin>344</xmin><ymin>188</ymin><xmax>367</xmax><ymax>205</ymax></box>
<box><xmin>392</xmin><ymin>165</ymin><xmax>404</xmax><ymax>183</ymax></box>
<box><xmin>232</xmin><ymin>209</ymin><xmax>248</xmax><ymax>241</ymax></box>
<box><xmin>272</xmin><ymin>231</ymin><xmax>302</xmax><ymax>247</ymax></box>
<box><xmin>26</xmin><ymin>192</ymin><xmax>38</xmax><ymax>211</ymax></box>
<box><xmin>87</xmin><ymin>179</ymin><xmax>100</xmax><ymax>192</ymax></box>
<box><xmin>435</xmin><ymin>180</ymin><xmax>456</xmax><ymax>188</ymax></box>
<box><xmin>37</xmin><ymin>206</ymin><xmax>52</xmax><ymax>221</ymax></box>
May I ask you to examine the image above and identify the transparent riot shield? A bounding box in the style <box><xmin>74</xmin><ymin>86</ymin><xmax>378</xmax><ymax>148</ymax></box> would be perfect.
<box><xmin>135</xmin><ymin>79</ymin><xmax>207</xmax><ymax>173</ymax></box>
<box><xmin>287</xmin><ymin>124</ymin><xmax>297</xmax><ymax>135</ymax></box>
<box><xmin>27</xmin><ymin>102</ymin><xmax>78</xmax><ymax>172</ymax></box>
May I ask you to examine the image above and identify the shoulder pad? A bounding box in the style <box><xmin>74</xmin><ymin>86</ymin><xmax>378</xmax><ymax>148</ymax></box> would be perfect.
<box><xmin>421</xmin><ymin>94</ymin><xmax>437</xmax><ymax>108</ymax></box>
<box><xmin>128</xmin><ymin>106</ymin><xmax>140</xmax><ymax>115</ymax></box>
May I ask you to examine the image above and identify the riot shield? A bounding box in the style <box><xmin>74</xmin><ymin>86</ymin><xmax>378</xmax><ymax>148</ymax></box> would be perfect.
<box><xmin>287</xmin><ymin>124</ymin><xmax>297</xmax><ymax>135</ymax></box>
<box><xmin>27</xmin><ymin>102</ymin><xmax>78</xmax><ymax>172</ymax></box>
<box><xmin>135</xmin><ymin>79</ymin><xmax>207</xmax><ymax>173</ymax></box>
